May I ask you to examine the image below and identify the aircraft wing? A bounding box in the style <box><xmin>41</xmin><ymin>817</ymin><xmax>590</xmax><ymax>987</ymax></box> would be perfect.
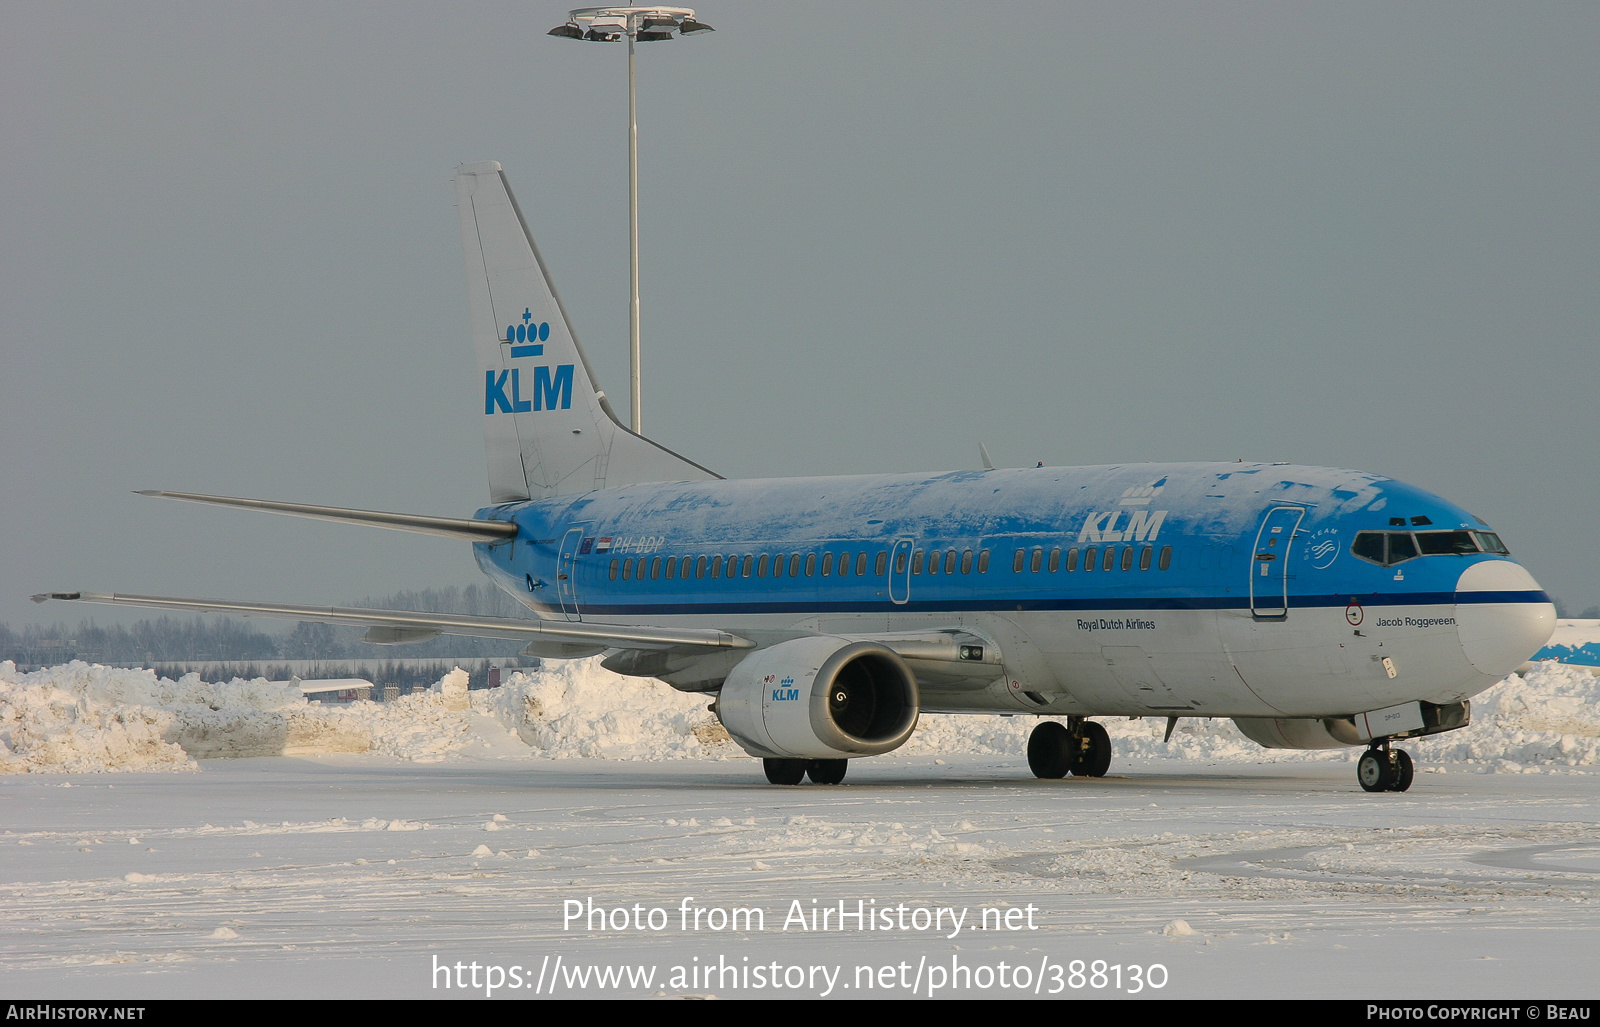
<box><xmin>29</xmin><ymin>591</ymin><xmax>754</xmax><ymax>654</ymax></box>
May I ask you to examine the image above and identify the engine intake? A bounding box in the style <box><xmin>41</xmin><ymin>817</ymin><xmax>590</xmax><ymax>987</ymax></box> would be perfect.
<box><xmin>716</xmin><ymin>637</ymin><xmax>919</xmax><ymax>759</ymax></box>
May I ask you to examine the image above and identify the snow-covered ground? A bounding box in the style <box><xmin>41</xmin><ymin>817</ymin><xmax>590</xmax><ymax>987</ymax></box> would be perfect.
<box><xmin>1</xmin><ymin>657</ymin><xmax>1598</xmax><ymax>999</ymax></box>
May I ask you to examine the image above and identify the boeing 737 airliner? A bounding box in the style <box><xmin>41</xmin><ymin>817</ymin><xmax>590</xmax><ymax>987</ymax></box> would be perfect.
<box><xmin>35</xmin><ymin>162</ymin><xmax>1556</xmax><ymax>793</ymax></box>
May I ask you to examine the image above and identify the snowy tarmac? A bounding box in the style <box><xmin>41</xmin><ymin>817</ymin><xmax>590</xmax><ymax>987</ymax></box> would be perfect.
<box><xmin>3</xmin><ymin>753</ymin><xmax>1597</xmax><ymax>1000</ymax></box>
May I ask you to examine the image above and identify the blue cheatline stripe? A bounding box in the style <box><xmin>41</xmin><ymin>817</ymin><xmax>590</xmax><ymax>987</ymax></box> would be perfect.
<box><xmin>555</xmin><ymin>590</ymin><xmax>1551</xmax><ymax>619</ymax></box>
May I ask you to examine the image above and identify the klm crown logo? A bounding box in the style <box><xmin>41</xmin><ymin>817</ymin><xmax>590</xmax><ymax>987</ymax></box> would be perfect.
<box><xmin>486</xmin><ymin>306</ymin><xmax>574</xmax><ymax>415</ymax></box>
<box><xmin>506</xmin><ymin>308</ymin><xmax>550</xmax><ymax>357</ymax></box>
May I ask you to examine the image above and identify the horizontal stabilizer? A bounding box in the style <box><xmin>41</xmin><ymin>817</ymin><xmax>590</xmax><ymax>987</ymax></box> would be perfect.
<box><xmin>31</xmin><ymin>590</ymin><xmax>752</xmax><ymax>653</ymax></box>
<box><xmin>135</xmin><ymin>491</ymin><xmax>517</xmax><ymax>542</ymax></box>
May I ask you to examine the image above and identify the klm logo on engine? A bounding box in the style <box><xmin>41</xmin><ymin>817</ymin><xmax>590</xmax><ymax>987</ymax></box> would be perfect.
<box><xmin>487</xmin><ymin>308</ymin><xmax>573</xmax><ymax>414</ymax></box>
<box><xmin>770</xmin><ymin>675</ymin><xmax>799</xmax><ymax>702</ymax></box>
<box><xmin>1078</xmin><ymin>477</ymin><xmax>1169</xmax><ymax>544</ymax></box>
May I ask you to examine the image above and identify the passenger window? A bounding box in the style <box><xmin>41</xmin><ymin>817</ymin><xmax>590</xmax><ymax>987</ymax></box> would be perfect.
<box><xmin>875</xmin><ymin>552</ymin><xmax>888</xmax><ymax>576</ymax></box>
<box><xmin>1159</xmin><ymin>545</ymin><xmax>1172</xmax><ymax>571</ymax></box>
<box><xmin>621</xmin><ymin>558</ymin><xmax>633</xmax><ymax>581</ymax></box>
<box><xmin>1387</xmin><ymin>533</ymin><xmax>1418</xmax><ymax>565</ymax></box>
<box><xmin>1030</xmin><ymin>547</ymin><xmax>1043</xmax><ymax>573</ymax></box>
<box><xmin>1352</xmin><ymin>532</ymin><xmax>1385</xmax><ymax>565</ymax></box>
<box><xmin>943</xmin><ymin>550</ymin><xmax>956</xmax><ymax>575</ymax></box>
<box><xmin>710</xmin><ymin>555</ymin><xmax>722</xmax><ymax>578</ymax></box>
<box><xmin>608</xmin><ymin>559</ymin><xmax>618</xmax><ymax>581</ymax></box>
<box><xmin>1084</xmin><ymin>547</ymin><xmax>1097</xmax><ymax>571</ymax></box>
<box><xmin>681</xmin><ymin>556</ymin><xmax>693</xmax><ymax>578</ymax></box>
<box><xmin>770</xmin><ymin>553</ymin><xmax>783</xmax><ymax>578</ymax></box>
<box><xmin>1104</xmin><ymin>547</ymin><xmax>1116</xmax><ymax>571</ymax></box>
<box><xmin>742</xmin><ymin>555</ymin><xmax>753</xmax><ymax>577</ymax></box>
<box><xmin>960</xmin><ymin>549</ymin><xmax>973</xmax><ymax>574</ymax></box>
<box><xmin>978</xmin><ymin>549</ymin><xmax>989</xmax><ymax>573</ymax></box>
<box><xmin>913</xmin><ymin>550</ymin><xmax>925</xmax><ymax>575</ymax></box>
<box><xmin>1139</xmin><ymin>546</ymin><xmax>1152</xmax><ymax>571</ymax></box>
<box><xmin>929</xmin><ymin>550</ymin><xmax>940</xmax><ymax>575</ymax></box>
<box><xmin>790</xmin><ymin>554</ymin><xmax>801</xmax><ymax>577</ymax></box>
<box><xmin>1067</xmin><ymin>548</ymin><xmax>1079</xmax><ymax>572</ymax></box>
<box><xmin>665</xmin><ymin>557</ymin><xmax>676</xmax><ymax>580</ymax></box>
<box><xmin>1121</xmin><ymin>547</ymin><xmax>1134</xmax><ymax>571</ymax></box>
<box><xmin>839</xmin><ymin>552</ymin><xmax>851</xmax><ymax>577</ymax></box>
<box><xmin>1048</xmin><ymin>548</ymin><xmax>1060</xmax><ymax>573</ymax></box>
<box><xmin>894</xmin><ymin>550</ymin><xmax>907</xmax><ymax>575</ymax></box>
<box><xmin>1013</xmin><ymin>549</ymin><xmax>1024</xmax><ymax>573</ymax></box>
<box><xmin>857</xmin><ymin>553</ymin><xmax>868</xmax><ymax>576</ymax></box>
<box><xmin>821</xmin><ymin>553</ymin><xmax>833</xmax><ymax>576</ymax></box>
<box><xmin>650</xmin><ymin>557</ymin><xmax>662</xmax><ymax>580</ymax></box>
<box><xmin>756</xmin><ymin>555</ymin><xmax>768</xmax><ymax>578</ymax></box>
<box><xmin>696</xmin><ymin>555</ymin><xmax>707</xmax><ymax>579</ymax></box>
<box><xmin>805</xmin><ymin>553</ymin><xmax>817</xmax><ymax>576</ymax></box>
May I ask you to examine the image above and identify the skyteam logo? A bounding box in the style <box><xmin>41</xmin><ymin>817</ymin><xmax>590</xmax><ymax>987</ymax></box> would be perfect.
<box><xmin>1078</xmin><ymin>477</ymin><xmax>1169</xmax><ymax>544</ymax></box>
<box><xmin>487</xmin><ymin>307</ymin><xmax>574</xmax><ymax>414</ymax></box>
<box><xmin>506</xmin><ymin>308</ymin><xmax>549</xmax><ymax>357</ymax></box>
<box><xmin>1306</xmin><ymin>527</ymin><xmax>1341</xmax><ymax>570</ymax></box>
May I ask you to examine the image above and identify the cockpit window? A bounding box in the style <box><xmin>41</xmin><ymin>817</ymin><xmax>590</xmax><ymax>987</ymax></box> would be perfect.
<box><xmin>1352</xmin><ymin>530</ymin><xmax>1418</xmax><ymax>566</ymax></box>
<box><xmin>1473</xmin><ymin>531</ymin><xmax>1510</xmax><ymax>555</ymax></box>
<box><xmin>1416</xmin><ymin>530</ymin><xmax>1479</xmax><ymax>556</ymax></box>
<box><xmin>1352</xmin><ymin>531</ymin><xmax>1386</xmax><ymax>564</ymax></box>
<box><xmin>1353</xmin><ymin>528</ymin><xmax>1507</xmax><ymax>566</ymax></box>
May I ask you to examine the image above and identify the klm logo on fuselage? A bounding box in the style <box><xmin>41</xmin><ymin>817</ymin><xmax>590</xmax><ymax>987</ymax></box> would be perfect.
<box><xmin>1078</xmin><ymin>477</ymin><xmax>1169</xmax><ymax>544</ymax></box>
<box><xmin>487</xmin><ymin>307</ymin><xmax>573</xmax><ymax>413</ymax></box>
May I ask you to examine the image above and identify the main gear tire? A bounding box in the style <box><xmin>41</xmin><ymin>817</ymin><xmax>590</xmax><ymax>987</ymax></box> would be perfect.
<box><xmin>807</xmin><ymin>759</ymin><xmax>848</xmax><ymax>785</ymax></box>
<box><xmin>1027</xmin><ymin>722</ymin><xmax>1073</xmax><ymax>779</ymax></box>
<box><xmin>1071</xmin><ymin>721</ymin><xmax>1112</xmax><ymax>778</ymax></box>
<box><xmin>763</xmin><ymin>758</ymin><xmax>808</xmax><ymax>785</ymax></box>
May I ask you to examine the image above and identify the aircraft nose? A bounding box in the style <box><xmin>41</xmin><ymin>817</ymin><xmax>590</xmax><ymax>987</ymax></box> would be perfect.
<box><xmin>1455</xmin><ymin>560</ymin><xmax>1556</xmax><ymax>677</ymax></box>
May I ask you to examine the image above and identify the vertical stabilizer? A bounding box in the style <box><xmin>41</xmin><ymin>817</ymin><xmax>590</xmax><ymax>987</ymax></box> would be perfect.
<box><xmin>455</xmin><ymin>162</ymin><xmax>719</xmax><ymax>503</ymax></box>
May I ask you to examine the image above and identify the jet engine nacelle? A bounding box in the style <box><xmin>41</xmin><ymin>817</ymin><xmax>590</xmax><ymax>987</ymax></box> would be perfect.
<box><xmin>716</xmin><ymin>637</ymin><xmax>920</xmax><ymax>759</ymax></box>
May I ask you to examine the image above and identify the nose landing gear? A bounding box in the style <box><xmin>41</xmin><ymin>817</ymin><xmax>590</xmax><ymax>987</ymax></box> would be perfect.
<box><xmin>1027</xmin><ymin>718</ymin><xmax>1111</xmax><ymax>779</ymax></box>
<box><xmin>1357</xmin><ymin>742</ymin><xmax>1414</xmax><ymax>793</ymax></box>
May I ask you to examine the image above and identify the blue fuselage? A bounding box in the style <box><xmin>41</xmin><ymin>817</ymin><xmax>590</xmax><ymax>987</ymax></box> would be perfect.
<box><xmin>470</xmin><ymin>461</ymin><xmax>1553</xmax><ymax>718</ymax></box>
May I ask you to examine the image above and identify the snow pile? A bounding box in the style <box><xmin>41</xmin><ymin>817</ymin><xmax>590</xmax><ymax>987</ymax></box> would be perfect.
<box><xmin>476</xmin><ymin>662</ymin><xmax>733</xmax><ymax>759</ymax></box>
<box><xmin>0</xmin><ymin>661</ymin><xmax>196</xmax><ymax>773</ymax></box>
<box><xmin>4</xmin><ymin>656</ymin><xmax>1599</xmax><ymax>773</ymax></box>
<box><xmin>1412</xmin><ymin>660</ymin><xmax>1600</xmax><ymax>770</ymax></box>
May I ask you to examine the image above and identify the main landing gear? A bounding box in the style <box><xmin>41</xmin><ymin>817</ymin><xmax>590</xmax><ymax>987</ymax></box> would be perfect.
<box><xmin>1357</xmin><ymin>741</ymin><xmax>1414</xmax><ymax>793</ymax></box>
<box><xmin>1027</xmin><ymin>718</ymin><xmax>1111</xmax><ymax>779</ymax></box>
<box><xmin>764</xmin><ymin>758</ymin><xmax>849</xmax><ymax>785</ymax></box>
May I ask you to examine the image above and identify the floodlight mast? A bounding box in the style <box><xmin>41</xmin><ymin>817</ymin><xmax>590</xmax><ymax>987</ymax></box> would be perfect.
<box><xmin>549</xmin><ymin>6</ymin><xmax>714</xmax><ymax>435</ymax></box>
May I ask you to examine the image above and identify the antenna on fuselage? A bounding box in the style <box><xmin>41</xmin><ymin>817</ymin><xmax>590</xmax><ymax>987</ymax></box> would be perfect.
<box><xmin>979</xmin><ymin>443</ymin><xmax>996</xmax><ymax>471</ymax></box>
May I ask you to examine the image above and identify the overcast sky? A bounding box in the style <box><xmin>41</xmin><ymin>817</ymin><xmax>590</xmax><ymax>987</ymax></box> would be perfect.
<box><xmin>4</xmin><ymin>1</ymin><xmax>1598</xmax><ymax>628</ymax></box>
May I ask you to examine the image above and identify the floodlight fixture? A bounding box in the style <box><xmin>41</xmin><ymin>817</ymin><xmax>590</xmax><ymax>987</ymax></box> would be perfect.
<box><xmin>546</xmin><ymin>6</ymin><xmax>715</xmax><ymax>434</ymax></box>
